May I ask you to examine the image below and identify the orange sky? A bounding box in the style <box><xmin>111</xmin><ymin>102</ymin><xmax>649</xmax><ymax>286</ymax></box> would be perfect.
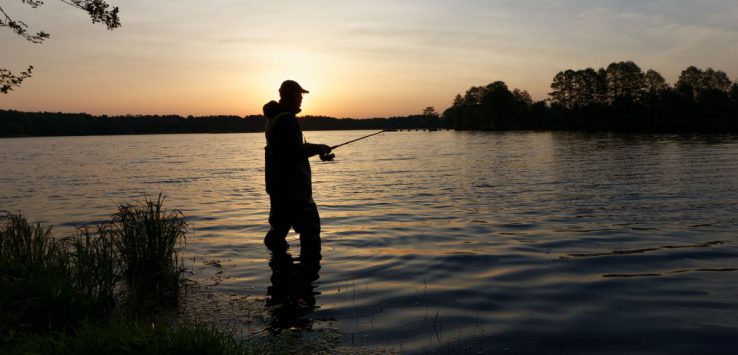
<box><xmin>2</xmin><ymin>1</ymin><xmax>738</xmax><ymax>118</ymax></box>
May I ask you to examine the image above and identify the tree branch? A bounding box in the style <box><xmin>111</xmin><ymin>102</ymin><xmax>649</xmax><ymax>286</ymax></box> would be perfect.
<box><xmin>20</xmin><ymin>1</ymin><xmax>46</xmax><ymax>8</ymax></box>
<box><xmin>0</xmin><ymin>6</ymin><xmax>50</xmax><ymax>43</ymax></box>
<box><xmin>0</xmin><ymin>66</ymin><xmax>34</xmax><ymax>94</ymax></box>
<box><xmin>1</xmin><ymin>1</ymin><xmax>120</xmax><ymax>43</ymax></box>
<box><xmin>59</xmin><ymin>0</ymin><xmax>120</xmax><ymax>30</ymax></box>
<box><xmin>1</xmin><ymin>0</ymin><xmax>120</xmax><ymax>94</ymax></box>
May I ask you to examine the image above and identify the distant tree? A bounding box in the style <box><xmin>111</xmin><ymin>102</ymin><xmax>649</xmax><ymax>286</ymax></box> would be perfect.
<box><xmin>702</xmin><ymin>68</ymin><xmax>732</xmax><ymax>92</ymax></box>
<box><xmin>549</xmin><ymin>71</ymin><xmax>565</xmax><ymax>106</ymax></box>
<box><xmin>644</xmin><ymin>69</ymin><xmax>668</xmax><ymax>93</ymax></box>
<box><xmin>481</xmin><ymin>81</ymin><xmax>516</xmax><ymax>129</ymax></box>
<box><xmin>463</xmin><ymin>86</ymin><xmax>486</xmax><ymax>105</ymax></box>
<box><xmin>512</xmin><ymin>89</ymin><xmax>533</xmax><ymax>107</ymax></box>
<box><xmin>443</xmin><ymin>95</ymin><xmax>466</xmax><ymax>129</ymax></box>
<box><xmin>444</xmin><ymin>81</ymin><xmax>533</xmax><ymax>130</ymax></box>
<box><xmin>422</xmin><ymin>106</ymin><xmax>438</xmax><ymax>129</ymax></box>
<box><xmin>0</xmin><ymin>0</ymin><xmax>121</xmax><ymax>93</ymax></box>
<box><xmin>605</xmin><ymin>61</ymin><xmax>645</xmax><ymax>103</ymax></box>
<box><xmin>549</xmin><ymin>70</ymin><xmax>575</xmax><ymax>108</ymax></box>
<box><xmin>677</xmin><ymin>66</ymin><xmax>733</xmax><ymax>101</ymax></box>
<box><xmin>421</xmin><ymin>106</ymin><xmax>438</xmax><ymax>117</ymax></box>
<box><xmin>508</xmin><ymin>88</ymin><xmax>535</xmax><ymax>128</ymax></box>
<box><xmin>574</xmin><ymin>68</ymin><xmax>604</xmax><ymax>107</ymax></box>
<box><xmin>452</xmin><ymin>94</ymin><xmax>463</xmax><ymax>107</ymax></box>
<box><xmin>453</xmin><ymin>62</ymin><xmax>737</xmax><ymax>132</ymax></box>
<box><xmin>731</xmin><ymin>82</ymin><xmax>738</xmax><ymax>103</ymax></box>
<box><xmin>550</xmin><ymin>68</ymin><xmax>606</xmax><ymax>108</ymax></box>
<box><xmin>595</xmin><ymin>68</ymin><xmax>608</xmax><ymax>103</ymax></box>
<box><xmin>676</xmin><ymin>66</ymin><xmax>703</xmax><ymax>100</ymax></box>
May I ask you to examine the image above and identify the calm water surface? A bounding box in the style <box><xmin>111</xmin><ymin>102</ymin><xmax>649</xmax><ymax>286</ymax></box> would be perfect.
<box><xmin>2</xmin><ymin>131</ymin><xmax>737</xmax><ymax>354</ymax></box>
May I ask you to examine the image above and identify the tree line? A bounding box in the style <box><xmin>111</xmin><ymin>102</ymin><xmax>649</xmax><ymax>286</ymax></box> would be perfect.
<box><xmin>444</xmin><ymin>62</ymin><xmax>738</xmax><ymax>132</ymax></box>
<box><xmin>0</xmin><ymin>110</ymin><xmax>442</xmax><ymax>137</ymax></box>
<box><xmin>3</xmin><ymin>61</ymin><xmax>737</xmax><ymax>137</ymax></box>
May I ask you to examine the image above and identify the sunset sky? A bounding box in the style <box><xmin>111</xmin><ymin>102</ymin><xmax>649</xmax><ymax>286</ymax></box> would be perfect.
<box><xmin>2</xmin><ymin>0</ymin><xmax>737</xmax><ymax>118</ymax></box>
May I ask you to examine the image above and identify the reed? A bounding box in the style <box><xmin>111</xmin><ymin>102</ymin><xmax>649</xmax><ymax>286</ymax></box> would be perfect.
<box><xmin>0</xmin><ymin>195</ymin><xmax>188</xmax><ymax>337</ymax></box>
<box><xmin>0</xmin><ymin>212</ymin><xmax>101</xmax><ymax>335</ymax></box>
<box><xmin>0</xmin><ymin>211</ymin><xmax>60</xmax><ymax>270</ymax></box>
<box><xmin>114</xmin><ymin>193</ymin><xmax>188</xmax><ymax>306</ymax></box>
<box><xmin>67</xmin><ymin>224</ymin><xmax>120</xmax><ymax>307</ymax></box>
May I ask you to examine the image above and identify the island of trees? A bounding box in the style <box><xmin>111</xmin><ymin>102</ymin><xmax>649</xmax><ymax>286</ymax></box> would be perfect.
<box><xmin>2</xmin><ymin>61</ymin><xmax>738</xmax><ymax>137</ymax></box>
<box><xmin>445</xmin><ymin>62</ymin><xmax>738</xmax><ymax>132</ymax></box>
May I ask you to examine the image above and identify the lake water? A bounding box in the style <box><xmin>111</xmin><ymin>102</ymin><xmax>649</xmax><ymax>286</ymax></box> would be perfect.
<box><xmin>1</xmin><ymin>131</ymin><xmax>737</xmax><ymax>354</ymax></box>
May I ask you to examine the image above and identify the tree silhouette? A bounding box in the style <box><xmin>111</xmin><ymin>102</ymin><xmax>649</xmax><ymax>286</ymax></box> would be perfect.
<box><xmin>575</xmin><ymin>68</ymin><xmax>602</xmax><ymax>107</ymax></box>
<box><xmin>549</xmin><ymin>70</ymin><xmax>575</xmax><ymax>108</ymax></box>
<box><xmin>448</xmin><ymin>62</ymin><xmax>737</xmax><ymax>132</ymax></box>
<box><xmin>676</xmin><ymin>66</ymin><xmax>703</xmax><ymax>100</ymax></box>
<box><xmin>444</xmin><ymin>81</ymin><xmax>533</xmax><ymax>130</ymax></box>
<box><xmin>676</xmin><ymin>66</ymin><xmax>733</xmax><ymax>102</ymax></box>
<box><xmin>421</xmin><ymin>106</ymin><xmax>437</xmax><ymax>117</ymax></box>
<box><xmin>512</xmin><ymin>89</ymin><xmax>533</xmax><ymax>107</ymax></box>
<box><xmin>550</xmin><ymin>62</ymin><xmax>654</xmax><ymax>108</ymax></box>
<box><xmin>605</xmin><ymin>61</ymin><xmax>645</xmax><ymax>103</ymax></box>
<box><xmin>0</xmin><ymin>0</ymin><xmax>120</xmax><ymax>94</ymax></box>
<box><xmin>422</xmin><ymin>106</ymin><xmax>439</xmax><ymax>130</ymax></box>
<box><xmin>644</xmin><ymin>69</ymin><xmax>668</xmax><ymax>94</ymax></box>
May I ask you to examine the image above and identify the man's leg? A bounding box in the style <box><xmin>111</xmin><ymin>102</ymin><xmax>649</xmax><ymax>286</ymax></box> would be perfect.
<box><xmin>265</xmin><ymin>198</ymin><xmax>290</xmax><ymax>252</ymax></box>
<box><xmin>293</xmin><ymin>201</ymin><xmax>321</xmax><ymax>279</ymax></box>
<box><xmin>264</xmin><ymin>226</ymin><xmax>289</xmax><ymax>251</ymax></box>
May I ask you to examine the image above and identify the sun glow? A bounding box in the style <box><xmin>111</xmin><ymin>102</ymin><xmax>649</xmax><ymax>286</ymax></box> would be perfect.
<box><xmin>247</xmin><ymin>48</ymin><xmax>342</xmax><ymax>116</ymax></box>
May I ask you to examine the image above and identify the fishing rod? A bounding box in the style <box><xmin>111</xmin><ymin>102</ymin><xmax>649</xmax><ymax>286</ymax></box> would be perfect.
<box><xmin>320</xmin><ymin>130</ymin><xmax>389</xmax><ymax>161</ymax></box>
<box><xmin>331</xmin><ymin>130</ymin><xmax>388</xmax><ymax>150</ymax></box>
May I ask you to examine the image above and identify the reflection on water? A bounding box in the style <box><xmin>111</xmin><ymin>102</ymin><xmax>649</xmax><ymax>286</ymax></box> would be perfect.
<box><xmin>266</xmin><ymin>248</ymin><xmax>321</xmax><ymax>333</ymax></box>
<box><xmin>1</xmin><ymin>131</ymin><xmax>738</xmax><ymax>354</ymax></box>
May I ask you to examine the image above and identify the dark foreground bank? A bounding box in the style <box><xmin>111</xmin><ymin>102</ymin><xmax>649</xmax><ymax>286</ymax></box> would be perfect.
<box><xmin>0</xmin><ymin>196</ymin><xmax>257</xmax><ymax>354</ymax></box>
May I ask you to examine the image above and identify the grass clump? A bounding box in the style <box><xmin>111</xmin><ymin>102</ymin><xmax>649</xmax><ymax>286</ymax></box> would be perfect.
<box><xmin>0</xmin><ymin>212</ymin><xmax>101</xmax><ymax>336</ymax></box>
<box><xmin>115</xmin><ymin>194</ymin><xmax>187</xmax><ymax>306</ymax></box>
<box><xmin>0</xmin><ymin>212</ymin><xmax>59</xmax><ymax>268</ymax></box>
<box><xmin>0</xmin><ymin>195</ymin><xmax>216</xmax><ymax>354</ymax></box>
<box><xmin>69</xmin><ymin>224</ymin><xmax>120</xmax><ymax>308</ymax></box>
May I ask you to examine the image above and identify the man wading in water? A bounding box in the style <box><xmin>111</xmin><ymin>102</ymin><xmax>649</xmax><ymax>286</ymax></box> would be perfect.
<box><xmin>263</xmin><ymin>80</ymin><xmax>331</xmax><ymax>273</ymax></box>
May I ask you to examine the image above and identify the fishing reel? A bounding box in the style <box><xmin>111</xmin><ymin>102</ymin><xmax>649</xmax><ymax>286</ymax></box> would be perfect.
<box><xmin>319</xmin><ymin>152</ymin><xmax>336</xmax><ymax>161</ymax></box>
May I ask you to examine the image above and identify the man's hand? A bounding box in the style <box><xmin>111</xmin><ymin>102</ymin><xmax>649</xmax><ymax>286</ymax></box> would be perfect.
<box><xmin>317</xmin><ymin>144</ymin><xmax>335</xmax><ymax>161</ymax></box>
<box><xmin>316</xmin><ymin>144</ymin><xmax>332</xmax><ymax>154</ymax></box>
<box><xmin>304</xmin><ymin>143</ymin><xmax>332</xmax><ymax>158</ymax></box>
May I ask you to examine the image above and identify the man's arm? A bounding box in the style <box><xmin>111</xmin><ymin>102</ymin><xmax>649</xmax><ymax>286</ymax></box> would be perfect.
<box><xmin>303</xmin><ymin>143</ymin><xmax>332</xmax><ymax>158</ymax></box>
<box><xmin>271</xmin><ymin>113</ymin><xmax>330</xmax><ymax>159</ymax></box>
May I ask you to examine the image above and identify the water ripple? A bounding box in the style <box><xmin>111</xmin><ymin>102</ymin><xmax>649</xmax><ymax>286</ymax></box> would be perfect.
<box><xmin>2</xmin><ymin>132</ymin><xmax>738</xmax><ymax>353</ymax></box>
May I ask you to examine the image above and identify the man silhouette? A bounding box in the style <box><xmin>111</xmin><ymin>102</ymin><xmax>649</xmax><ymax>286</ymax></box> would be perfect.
<box><xmin>263</xmin><ymin>80</ymin><xmax>331</xmax><ymax>268</ymax></box>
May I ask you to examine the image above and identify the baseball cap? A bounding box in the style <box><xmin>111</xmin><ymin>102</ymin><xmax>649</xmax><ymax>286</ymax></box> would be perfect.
<box><xmin>279</xmin><ymin>80</ymin><xmax>309</xmax><ymax>96</ymax></box>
